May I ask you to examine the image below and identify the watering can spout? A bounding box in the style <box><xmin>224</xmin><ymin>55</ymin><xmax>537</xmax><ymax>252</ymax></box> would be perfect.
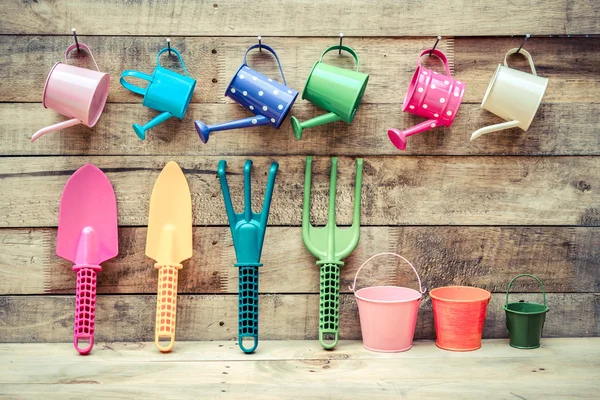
<box><xmin>195</xmin><ymin>115</ymin><xmax>271</xmax><ymax>144</ymax></box>
<box><xmin>133</xmin><ymin>111</ymin><xmax>173</xmax><ymax>140</ymax></box>
<box><xmin>470</xmin><ymin>120</ymin><xmax>520</xmax><ymax>141</ymax></box>
<box><xmin>32</xmin><ymin>118</ymin><xmax>82</xmax><ymax>143</ymax></box>
<box><xmin>291</xmin><ymin>112</ymin><xmax>343</xmax><ymax>140</ymax></box>
<box><xmin>388</xmin><ymin>119</ymin><xmax>440</xmax><ymax>150</ymax></box>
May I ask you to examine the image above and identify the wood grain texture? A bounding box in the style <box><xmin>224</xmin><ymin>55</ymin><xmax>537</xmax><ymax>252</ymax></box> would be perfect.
<box><xmin>1</xmin><ymin>156</ymin><xmax>599</xmax><ymax>228</ymax></box>
<box><xmin>2</xmin><ymin>0</ymin><xmax>593</xmax><ymax>36</ymax></box>
<box><xmin>1</xmin><ymin>227</ymin><xmax>599</xmax><ymax>295</ymax></box>
<box><xmin>6</xmin><ymin>103</ymin><xmax>600</xmax><ymax>156</ymax></box>
<box><xmin>0</xmin><ymin>36</ymin><xmax>454</xmax><ymax>104</ymax></box>
<box><xmin>0</xmin><ymin>293</ymin><xmax>597</xmax><ymax>342</ymax></box>
<box><xmin>1</xmin><ymin>36</ymin><xmax>597</xmax><ymax>104</ymax></box>
<box><xmin>1</xmin><ymin>339</ymin><xmax>599</xmax><ymax>399</ymax></box>
<box><xmin>5</xmin><ymin>338</ymin><xmax>596</xmax><ymax>362</ymax></box>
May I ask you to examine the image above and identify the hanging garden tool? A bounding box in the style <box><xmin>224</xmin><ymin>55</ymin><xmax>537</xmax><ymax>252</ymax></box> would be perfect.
<box><xmin>195</xmin><ymin>42</ymin><xmax>298</xmax><ymax>143</ymax></box>
<box><xmin>302</xmin><ymin>156</ymin><xmax>363</xmax><ymax>350</ymax></box>
<box><xmin>56</xmin><ymin>164</ymin><xmax>118</xmax><ymax>355</ymax></box>
<box><xmin>218</xmin><ymin>159</ymin><xmax>278</xmax><ymax>353</ymax></box>
<box><xmin>290</xmin><ymin>44</ymin><xmax>369</xmax><ymax>140</ymax></box>
<box><xmin>121</xmin><ymin>47</ymin><xmax>196</xmax><ymax>140</ymax></box>
<box><xmin>146</xmin><ymin>161</ymin><xmax>192</xmax><ymax>352</ymax></box>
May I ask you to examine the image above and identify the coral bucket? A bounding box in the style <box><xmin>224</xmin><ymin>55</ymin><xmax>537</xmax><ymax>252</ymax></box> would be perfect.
<box><xmin>430</xmin><ymin>286</ymin><xmax>491</xmax><ymax>351</ymax></box>
<box><xmin>350</xmin><ymin>253</ymin><xmax>426</xmax><ymax>352</ymax></box>
<box><xmin>504</xmin><ymin>274</ymin><xmax>549</xmax><ymax>349</ymax></box>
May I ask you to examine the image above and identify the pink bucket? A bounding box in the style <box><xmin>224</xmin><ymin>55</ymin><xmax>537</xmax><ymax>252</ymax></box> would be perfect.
<box><xmin>350</xmin><ymin>252</ymin><xmax>426</xmax><ymax>352</ymax></box>
<box><xmin>32</xmin><ymin>43</ymin><xmax>110</xmax><ymax>142</ymax></box>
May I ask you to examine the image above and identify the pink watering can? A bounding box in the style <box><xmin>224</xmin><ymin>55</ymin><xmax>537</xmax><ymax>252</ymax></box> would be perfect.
<box><xmin>388</xmin><ymin>49</ymin><xmax>465</xmax><ymax>150</ymax></box>
<box><xmin>32</xmin><ymin>44</ymin><xmax>110</xmax><ymax>143</ymax></box>
<box><xmin>56</xmin><ymin>164</ymin><xmax>118</xmax><ymax>355</ymax></box>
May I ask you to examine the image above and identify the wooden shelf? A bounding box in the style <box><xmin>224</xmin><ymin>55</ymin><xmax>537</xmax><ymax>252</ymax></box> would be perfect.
<box><xmin>2</xmin><ymin>338</ymin><xmax>599</xmax><ymax>398</ymax></box>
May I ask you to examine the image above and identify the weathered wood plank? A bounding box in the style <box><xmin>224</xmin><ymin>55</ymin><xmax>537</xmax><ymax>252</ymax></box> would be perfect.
<box><xmin>2</xmin><ymin>227</ymin><xmax>599</xmax><ymax>295</ymax></box>
<box><xmin>0</xmin><ymin>293</ymin><xmax>597</xmax><ymax>342</ymax></box>
<box><xmin>1</xmin><ymin>340</ymin><xmax>599</xmax><ymax>400</ymax></box>
<box><xmin>1</xmin><ymin>0</ymin><xmax>588</xmax><ymax>36</ymax></box>
<box><xmin>1</xmin><ymin>36</ymin><xmax>597</xmax><ymax>104</ymax></box>
<box><xmin>0</xmin><ymin>156</ymin><xmax>599</xmax><ymax>228</ymax></box>
<box><xmin>0</xmin><ymin>36</ymin><xmax>454</xmax><ymax>104</ymax></box>
<box><xmin>8</xmin><ymin>103</ymin><xmax>600</xmax><ymax>156</ymax></box>
<box><xmin>4</xmin><ymin>338</ymin><xmax>597</xmax><ymax>362</ymax></box>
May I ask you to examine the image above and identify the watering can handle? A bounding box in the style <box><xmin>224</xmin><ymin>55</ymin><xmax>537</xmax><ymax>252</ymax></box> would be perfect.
<box><xmin>156</xmin><ymin>47</ymin><xmax>191</xmax><ymax>77</ymax></box>
<box><xmin>64</xmin><ymin>43</ymin><xmax>101</xmax><ymax>72</ymax></box>
<box><xmin>418</xmin><ymin>48</ymin><xmax>452</xmax><ymax>77</ymax></box>
<box><xmin>320</xmin><ymin>45</ymin><xmax>360</xmax><ymax>72</ymax></box>
<box><xmin>350</xmin><ymin>252</ymin><xmax>426</xmax><ymax>294</ymax></box>
<box><xmin>243</xmin><ymin>44</ymin><xmax>288</xmax><ymax>86</ymax></box>
<box><xmin>120</xmin><ymin>70</ymin><xmax>154</xmax><ymax>96</ymax></box>
<box><xmin>505</xmin><ymin>273</ymin><xmax>547</xmax><ymax>307</ymax></box>
<box><xmin>504</xmin><ymin>48</ymin><xmax>537</xmax><ymax>75</ymax></box>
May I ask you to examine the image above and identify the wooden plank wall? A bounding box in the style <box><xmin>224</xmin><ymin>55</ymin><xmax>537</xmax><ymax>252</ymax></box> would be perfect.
<box><xmin>0</xmin><ymin>0</ymin><xmax>599</xmax><ymax>343</ymax></box>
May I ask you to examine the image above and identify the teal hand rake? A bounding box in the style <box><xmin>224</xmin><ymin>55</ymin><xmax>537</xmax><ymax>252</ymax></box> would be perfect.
<box><xmin>303</xmin><ymin>156</ymin><xmax>363</xmax><ymax>349</ymax></box>
<box><xmin>218</xmin><ymin>159</ymin><xmax>278</xmax><ymax>354</ymax></box>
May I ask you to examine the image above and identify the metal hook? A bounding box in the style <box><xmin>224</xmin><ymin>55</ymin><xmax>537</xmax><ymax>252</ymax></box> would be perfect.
<box><xmin>167</xmin><ymin>38</ymin><xmax>171</xmax><ymax>56</ymax></box>
<box><xmin>71</xmin><ymin>28</ymin><xmax>80</xmax><ymax>52</ymax></box>
<box><xmin>339</xmin><ymin>33</ymin><xmax>344</xmax><ymax>54</ymax></box>
<box><xmin>258</xmin><ymin>36</ymin><xmax>262</xmax><ymax>51</ymax></box>
<box><xmin>516</xmin><ymin>34</ymin><xmax>531</xmax><ymax>54</ymax></box>
<box><xmin>429</xmin><ymin>36</ymin><xmax>442</xmax><ymax>56</ymax></box>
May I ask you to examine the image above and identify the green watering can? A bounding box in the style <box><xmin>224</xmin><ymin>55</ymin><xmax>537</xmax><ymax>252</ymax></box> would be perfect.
<box><xmin>303</xmin><ymin>156</ymin><xmax>363</xmax><ymax>349</ymax></box>
<box><xmin>291</xmin><ymin>46</ymin><xmax>369</xmax><ymax>140</ymax></box>
<box><xmin>504</xmin><ymin>274</ymin><xmax>550</xmax><ymax>349</ymax></box>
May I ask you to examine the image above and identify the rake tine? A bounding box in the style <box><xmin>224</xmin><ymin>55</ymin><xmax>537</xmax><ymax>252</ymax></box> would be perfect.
<box><xmin>243</xmin><ymin>160</ymin><xmax>253</xmax><ymax>222</ymax></box>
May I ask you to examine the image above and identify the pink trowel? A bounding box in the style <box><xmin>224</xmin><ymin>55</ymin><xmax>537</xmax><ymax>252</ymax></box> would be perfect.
<box><xmin>56</xmin><ymin>164</ymin><xmax>118</xmax><ymax>355</ymax></box>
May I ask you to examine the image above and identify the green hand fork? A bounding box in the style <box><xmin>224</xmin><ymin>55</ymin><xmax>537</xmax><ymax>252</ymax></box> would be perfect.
<box><xmin>303</xmin><ymin>156</ymin><xmax>363</xmax><ymax>349</ymax></box>
<box><xmin>218</xmin><ymin>159</ymin><xmax>278</xmax><ymax>354</ymax></box>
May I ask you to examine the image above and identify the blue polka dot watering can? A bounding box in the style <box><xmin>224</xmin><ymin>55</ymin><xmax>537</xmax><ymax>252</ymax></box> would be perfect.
<box><xmin>120</xmin><ymin>47</ymin><xmax>196</xmax><ymax>140</ymax></box>
<box><xmin>195</xmin><ymin>43</ymin><xmax>298</xmax><ymax>144</ymax></box>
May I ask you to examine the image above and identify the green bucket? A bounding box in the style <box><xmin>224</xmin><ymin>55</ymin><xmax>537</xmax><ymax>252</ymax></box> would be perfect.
<box><xmin>291</xmin><ymin>45</ymin><xmax>369</xmax><ymax>139</ymax></box>
<box><xmin>503</xmin><ymin>274</ymin><xmax>550</xmax><ymax>349</ymax></box>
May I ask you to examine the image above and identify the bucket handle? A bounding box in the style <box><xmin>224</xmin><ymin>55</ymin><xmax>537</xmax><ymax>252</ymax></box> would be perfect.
<box><xmin>243</xmin><ymin>43</ymin><xmax>288</xmax><ymax>86</ymax></box>
<box><xmin>505</xmin><ymin>274</ymin><xmax>547</xmax><ymax>307</ymax></box>
<box><xmin>503</xmin><ymin>48</ymin><xmax>537</xmax><ymax>76</ymax></box>
<box><xmin>417</xmin><ymin>48</ymin><xmax>451</xmax><ymax>77</ymax></box>
<box><xmin>64</xmin><ymin>43</ymin><xmax>100</xmax><ymax>72</ymax></box>
<box><xmin>349</xmin><ymin>252</ymin><xmax>426</xmax><ymax>294</ymax></box>
<box><xmin>156</xmin><ymin>47</ymin><xmax>191</xmax><ymax>77</ymax></box>
<box><xmin>320</xmin><ymin>45</ymin><xmax>360</xmax><ymax>72</ymax></box>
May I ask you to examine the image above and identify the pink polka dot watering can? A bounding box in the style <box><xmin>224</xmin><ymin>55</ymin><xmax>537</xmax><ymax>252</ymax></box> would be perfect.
<box><xmin>120</xmin><ymin>47</ymin><xmax>196</xmax><ymax>140</ymax></box>
<box><xmin>388</xmin><ymin>49</ymin><xmax>465</xmax><ymax>150</ymax></box>
<box><xmin>32</xmin><ymin>44</ymin><xmax>110</xmax><ymax>143</ymax></box>
<box><xmin>195</xmin><ymin>43</ymin><xmax>298</xmax><ymax>144</ymax></box>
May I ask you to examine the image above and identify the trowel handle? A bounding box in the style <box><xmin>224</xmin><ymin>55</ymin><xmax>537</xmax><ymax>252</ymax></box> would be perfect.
<box><xmin>318</xmin><ymin>263</ymin><xmax>341</xmax><ymax>350</ymax></box>
<box><xmin>73</xmin><ymin>266</ymin><xmax>101</xmax><ymax>355</ymax></box>
<box><xmin>155</xmin><ymin>264</ymin><xmax>182</xmax><ymax>353</ymax></box>
<box><xmin>238</xmin><ymin>265</ymin><xmax>259</xmax><ymax>353</ymax></box>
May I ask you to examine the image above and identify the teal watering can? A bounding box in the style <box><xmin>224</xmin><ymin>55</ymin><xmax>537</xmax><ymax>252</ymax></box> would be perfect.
<box><xmin>121</xmin><ymin>47</ymin><xmax>196</xmax><ymax>140</ymax></box>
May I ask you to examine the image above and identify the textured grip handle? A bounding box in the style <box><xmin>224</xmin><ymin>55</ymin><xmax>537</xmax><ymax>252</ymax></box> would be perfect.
<box><xmin>155</xmin><ymin>265</ymin><xmax>181</xmax><ymax>352</ymax></box>
<box><xmin>74</xmin><ymin>267</ymin><xmax>98</xmax><ymax>355</ymax></box>
<box><xmin>319</xmin><ymin>263</ymin><xmax>341</xmax><ymax>350</ymax></box>
<box><xmin>238</xmin><ymin>265</ymin><xmax>259</xmax><ymax>353</ymax></box>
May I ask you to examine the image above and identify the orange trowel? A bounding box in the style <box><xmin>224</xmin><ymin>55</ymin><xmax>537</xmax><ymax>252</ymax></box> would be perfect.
<box><xmin>146</xmin><ymin>161</ymin><xmax>192</xmax><ymax>352</ymax></box>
